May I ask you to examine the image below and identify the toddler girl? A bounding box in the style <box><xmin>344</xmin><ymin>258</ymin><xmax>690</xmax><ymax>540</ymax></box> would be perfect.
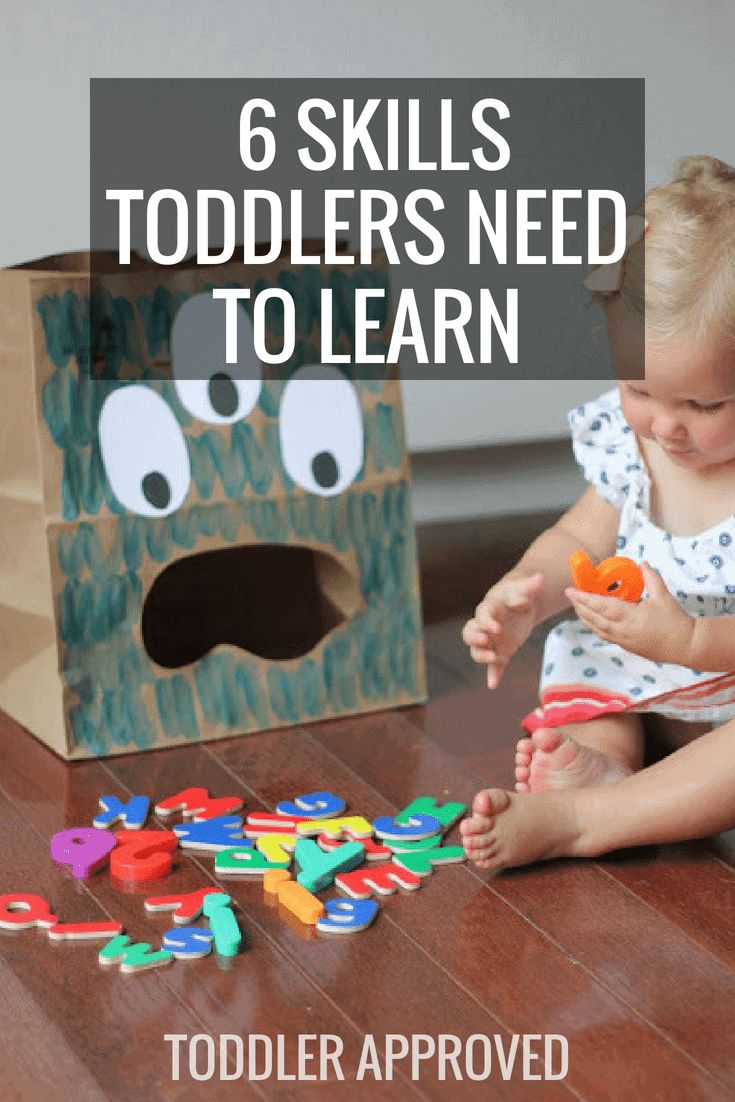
<box><xmin>460</xmin><ymin>155</ymin><xmax>735</xmax><ymax>871</ymax></box>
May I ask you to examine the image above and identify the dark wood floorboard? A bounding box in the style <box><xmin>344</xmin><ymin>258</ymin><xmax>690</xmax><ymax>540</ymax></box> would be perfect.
<box><xmin>311</xmin><ymin>712</ymin><xmax>735</xmax><ymax>1098</ymax></box>
<box><xmin>1</xmin><ymin>511</ymin><xmax>734</xmax><ymax>1100</ymax></box>
<box><xmin>102</xmin><ymin>737</ymin><xmax>571</xmax><ymax>1102</ymax></box>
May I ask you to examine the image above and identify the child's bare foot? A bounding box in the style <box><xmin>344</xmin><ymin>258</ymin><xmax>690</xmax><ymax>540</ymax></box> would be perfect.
<box><xmin>460</xmin><ymin>787</ymin><xmax>585</xmax><ymax>870</ymax></box>
<box><xmin>514</xmin><ymin>728</ymin><xmax>633</xmax><ymax>793</ymax></box>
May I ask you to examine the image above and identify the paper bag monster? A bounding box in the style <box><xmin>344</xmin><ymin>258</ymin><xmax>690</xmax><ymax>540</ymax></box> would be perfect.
<box><xmin>0</xmin><ymin>252</ymin><xmax>426</xmax><ymax>759</ymax></box>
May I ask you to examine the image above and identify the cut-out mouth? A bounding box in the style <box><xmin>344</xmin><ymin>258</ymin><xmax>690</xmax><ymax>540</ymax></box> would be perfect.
<box><xmin>142</xmin><ymin>544</ymin><xmax>362</xmax><ymax>668</ymax></box>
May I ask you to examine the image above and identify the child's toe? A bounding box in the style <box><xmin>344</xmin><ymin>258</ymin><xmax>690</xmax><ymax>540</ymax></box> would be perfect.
<box><xmin>472</xmin><ymin>789</ymin><xmax>494</xmax><ymax>817</ymax></box>
<box><xmin>484</xmin><ymin>787</ymin><xmax>512</xmax><ymax>815</ymax></box>
<box><xmin>462</xmin><ymin>832</ymin><xmax>489</xmax><ymax>852</ymax></box>
<box><xmin>531</xmin><ymin>727</ymin><xmax>564</xmax><ymax>754</ymax></box>
<box><xmin>460</xmin><ymin>815</ymin><xmax>490</xmax><ymax>837</ymax></box>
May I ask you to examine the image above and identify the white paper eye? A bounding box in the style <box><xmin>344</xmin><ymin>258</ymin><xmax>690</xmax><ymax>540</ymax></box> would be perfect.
<box><xmin>172</xmin><ymin>293</ymin><xmax>261</xmax><ymax>424</ymax></box>
<box><xmin>279</xmin><ymin>366</ymin><xmax>364</xmax><ymax>497</ymax></box>
<box><xmin>99</xmin><ymin>385</ymin><xmax>191</xmax><ymax>517</ymax></box>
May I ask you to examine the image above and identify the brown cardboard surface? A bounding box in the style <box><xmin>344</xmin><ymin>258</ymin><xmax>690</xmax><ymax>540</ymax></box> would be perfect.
<box><xmin>0</xmin><ymin>251</ymin><xmax>426</xmax><ymax>759</ymax></box>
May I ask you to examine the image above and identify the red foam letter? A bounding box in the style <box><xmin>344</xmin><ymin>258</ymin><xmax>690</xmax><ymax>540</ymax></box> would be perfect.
<box><xmin>155</xmin><ymin>787</ymin><xmax>243</xmax><ymax>821</ymax></box>
<box><xmin>110</xmin><ymin>830</ymin><xmax>178</xmax><ymax>882</ymax></box>
<box><xmin>335</xmin><ymin>863</ymin><xmax>421</xmax><ymax>899</ymax></box>
<box><xmin>144</xmin><ymin>887</ymin><xmax>222</xmax><ymax>923</ymax></box>
<box><xmin>0</xmin><ymin>893</ymin><xmax>58</xmax><ymax>929</ymax></box>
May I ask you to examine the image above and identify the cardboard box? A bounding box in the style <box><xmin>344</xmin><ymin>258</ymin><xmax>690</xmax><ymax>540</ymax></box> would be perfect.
<box><xmin>0</xmin><ymin>250</ymin><xmax>426</xmax><ymax>758</ymax></box>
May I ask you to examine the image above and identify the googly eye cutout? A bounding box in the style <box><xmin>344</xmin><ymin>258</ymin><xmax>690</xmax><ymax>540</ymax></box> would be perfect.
<box><xmin>172</xmin><ymin>293</ymin><xmax>261</xmax><ymax>424</ymax></box>
<box><xmin>99</xmin><ymin>385</ymin><xmax>191</xmax><ymax>517</ymax></box>
<box><xmin>279</xmin><ymin>365</ymin><xmax>364</xmax><ymax>497</ymax></box>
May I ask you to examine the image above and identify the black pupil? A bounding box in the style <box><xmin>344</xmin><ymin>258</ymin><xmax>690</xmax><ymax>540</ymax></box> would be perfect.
<box><xmin>142</xmin><ymin>471</ymin><xmax>171</xmax><ymax>510</ymax></box>
<box><xmin>312</xmin><ymin>451</ymin><xmax>339</xmax><ymax>489</ymax></box>
<box><xmin>607</xmin><ymin>581</ymin><xmax>621</xmax><ymax>592</ymax></box>
<box><xmin>208</xmin><ymin>373</ymin><xmax>239</xmax><ymax>418</ymax></box>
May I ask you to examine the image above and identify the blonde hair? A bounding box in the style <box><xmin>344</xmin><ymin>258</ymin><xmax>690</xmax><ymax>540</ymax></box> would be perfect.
<box><xmin>595</xmin><ymin>155</ymin><xmax>735</xmax><ymax>346</ymax></box>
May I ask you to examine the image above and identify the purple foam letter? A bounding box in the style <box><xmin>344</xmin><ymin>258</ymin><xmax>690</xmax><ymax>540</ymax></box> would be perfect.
<box><xmin>50</xmin><ymin>827</ymin><xmax>117</xmax><ymax>879</ymax></box>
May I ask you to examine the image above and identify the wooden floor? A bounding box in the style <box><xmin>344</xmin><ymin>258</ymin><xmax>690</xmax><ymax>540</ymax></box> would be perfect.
<box><xmin>2</xmin><ymin>513</ymin><xmax>735</xmax><ymax>1101</ymax></box>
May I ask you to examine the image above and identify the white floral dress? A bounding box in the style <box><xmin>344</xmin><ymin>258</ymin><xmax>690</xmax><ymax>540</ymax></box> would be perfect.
<box><xmin>522</xmin><ymin>387</ymin><xmax>735</xmax><ymax>732</ymax></box>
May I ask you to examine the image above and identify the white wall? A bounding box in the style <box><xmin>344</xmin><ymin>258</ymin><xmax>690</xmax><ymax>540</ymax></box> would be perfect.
<box><xmin>2</xmin><ymin>1</ymin><xmax>733</xmax><ymax>518</ymax></box>
<box><xmin>3</xmin><ymin>1</ymin><xmax>733</xmax><ymax>267</ymax></box>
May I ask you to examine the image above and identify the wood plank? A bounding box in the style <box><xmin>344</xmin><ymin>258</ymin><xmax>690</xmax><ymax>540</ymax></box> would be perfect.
<box><xmin>423</xmin><ymin>653</ymin><xmax>468</xmax><ymax>700</ymax></box>
<box><xmin>267</xmin><ymin>1085</ymin><xmax>404</xmax><ymax>1102</ymax></box>
<box><xmin>200</xmin><ymin>722</ymin><xmax>725</xmax><ymax>1101</ymax></box>
<box><xmin>3</xmin><ymin>500</ymin><xmax>733</xmax><ymax>1100</ymax></box>
<box><xmin>102</xmin><ymin>737</ymin><xmax>573</xmax><ymax>1102</ymax></box>
<box><xmin>404</xmin><ymin>687</ymin><xmax>521</xmax><ymax>787</ymax></box>
<box><xmin>416</xmin><ymin>512</ymin><xmax>560</xmax><ymax>627</ymax></box>
<box><xmin>415</xmin><ymin>685</ymin><xmax>735</xmax><ymax>974</ymax></box>
<box><xmin>0</xmin><ymin>955</ymin><xmax>104</xmax><ymax>1102</ymax></box>
<box><xmin>0</xmin><ymin>781</ymin><xmax>257</xmax><ymax>1101</ymax></box>
<box><xmin>0</xmin><ymin>718</ymin><xmax>396</xmax><ymax>1101</ymax></box>
<box><xmin>310</xmin><ymin>709</ymin><xmax>735</xmax><ymax>1099</ymax></box>
<box><xmin>587</xmin><ymin>843</ymin><xmax>735</xmax><ymax>966</ymax></box>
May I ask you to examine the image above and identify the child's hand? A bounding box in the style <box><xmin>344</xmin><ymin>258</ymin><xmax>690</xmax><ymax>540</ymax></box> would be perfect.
<box><xmin>565</xmin><ymin>562</ymin><xmax>696</xmax><ymax>666</ymax></box>
<box><xmin>462</xmin><ymin>573</ymin><xmax>545</xmax><ymax>688</ymax></box>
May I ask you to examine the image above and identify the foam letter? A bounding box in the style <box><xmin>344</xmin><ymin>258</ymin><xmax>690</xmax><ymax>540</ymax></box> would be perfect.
<box><xmin>255</xmin><ymin>833</ymin><xmax>296</xmax><ymax>865</ymax></box>
<box><xmin>263</xmin><ymin>869</ymin><xmax>292</xmax><ymax>895</ymax></box>
<box><xmin>316</xmin><ymin>898</ymin><xmax>379</xmax><ymax>934</ymax></box>
<box><xmin>384</xmin><ymin>835</ymin><xmax>443</xmax><ymax>854</ymax></box>
<box><xmin>155</xmin><ymin>787</ymin><xmax>243</xmax><ymax>821</ymax></box>
<box><xmin>277</xmin><ymin>790</ymin><xmax>346</xmax><ymax>819</ymax></box>
<box><xmin>276</xmin><ymin>880</ymin><xmax>324</xmax><ymax>925</ymax></box>
<box><xmin>174</xmin><ymin>816</ymin><xmax>244</xmax><ymax>851</ymax></box>
<box><xmin>48</xmin><ymin>921</ymin><xmax>123</xmax><ymax>940</ymax></box>
<box><xmin>109</xmin><ymin>829</ymin><xmax>177</xmax><ymax>882</ymax></box>
<box><xmin>99</xmin><ymin>934</ymin><xmax>174</xmax><ymax>973</ymax></box>
<box><xmin>318</xmin><ymin>832</ymin><xmax>392</xmax><ymax>861</ymax></box>
<box><xmin>162</xmin><ymin>925</ymin><xmax>214</xmax><ymax>959</ymax></box>
<box><xmin>392</xmin><ymin>845</ymin><xmax>466</xmax><ymax>876</ymax></box>
<box><xmin>294</xmin><ymin>838</ymin><xmax>365</xmax><ymax>893</ymax></box>
<box><xmin>395</xmin><ymin>796</ymin><xmax>466</xmax><ymax>832</ymax></box>
<box><xmin>50</xmin><ymin>828</ymin><xmax>117</xmax><ymax>878</ymax></box>
<box><xmin>215</xmin><ymin>846</ymin><xmax>287</xmax><ymax>876</ymax></box>
<box><xmin>335</xmin><ymin>863</ymin><xmax>422</xmax><ymax>899</ymax></box>
<box><xmin>144</xmin><ymin>887</ymin><xmax>222</xmax><ymax>924</ymax></box>
<box><xmin>245</xmin><ymin>812</ymin><xmax>310</xmax><ymax>837</ymax></box>
<box><xmin>371</xmin><ymin>813</ymin><xmax>442</xmax><ymax>842</ymax></box>
<box><xmin>93</xmin><ymin>794</ymin><xmax>150</xmax><ymax>830</ymax></box>
<box><xmin>203</xmin><ymin>892</ymin><xmax>241</xmax><ymax>957</ymax></box>
<box><xmin>296</xmin><ymin>816</ymin><xmax>372</xmax><ymax>840</ymax></box>
<box><xmin>0</xmin><ymin>893</ymin><xmax>58</xmax><ymax>929</ymax></box>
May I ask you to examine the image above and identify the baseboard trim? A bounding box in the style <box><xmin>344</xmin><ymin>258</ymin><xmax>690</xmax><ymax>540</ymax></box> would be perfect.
<box><xmin>409</xmin><ymin>439</ymin><xmax>584</xmax><ymax>524</ymax></box>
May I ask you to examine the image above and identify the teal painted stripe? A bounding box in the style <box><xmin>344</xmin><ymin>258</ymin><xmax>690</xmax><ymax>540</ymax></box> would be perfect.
<box><xmin>56</xmin><ymin>476</ymin><xmax>421</xmax><ymax>755</ymax></box>
<box><xmin>155</xmin><ymin>673</ymin><xmax>199</xmax><ymax>742</ymax></box>
<box><xmin>194</xmin><ymin>653</ymin><xmax>250</xmax><ymax>728</ymax></box>
<box><xmin>39</xmin><ymin>280</ymin><xmax>400</xmax><ymax>520</ymax></box>
<box><xmin>266</xmin><ymin>666</ymin><xmax>299</xmax><ymax>725</ymax></box>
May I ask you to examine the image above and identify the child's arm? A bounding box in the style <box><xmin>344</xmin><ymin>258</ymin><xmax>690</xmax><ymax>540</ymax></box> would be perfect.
<box><xmin>463</xmin><ymin>486</ymin><xmax>620</xmax><ymax>686</ymax></box>
<box><xmin>568</xmin><ymin>565</ymin><xmax>735</xmax><ymax>672</ymax></box>
<box><xmin>505</xmin><ymin>485</ymin><xmax>622</xmax><ymax>621</ymax></box>
<box><xmin>688</xmin><ymin>617</ymin><xmax>735</xmax><ymax>672</ymax></box>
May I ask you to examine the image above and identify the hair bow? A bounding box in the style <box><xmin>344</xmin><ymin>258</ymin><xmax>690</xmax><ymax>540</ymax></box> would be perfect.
<box><xmin>583</xmin><ymin>214</ymin><xmax>649</xmax><ymax>294</ymax></box>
